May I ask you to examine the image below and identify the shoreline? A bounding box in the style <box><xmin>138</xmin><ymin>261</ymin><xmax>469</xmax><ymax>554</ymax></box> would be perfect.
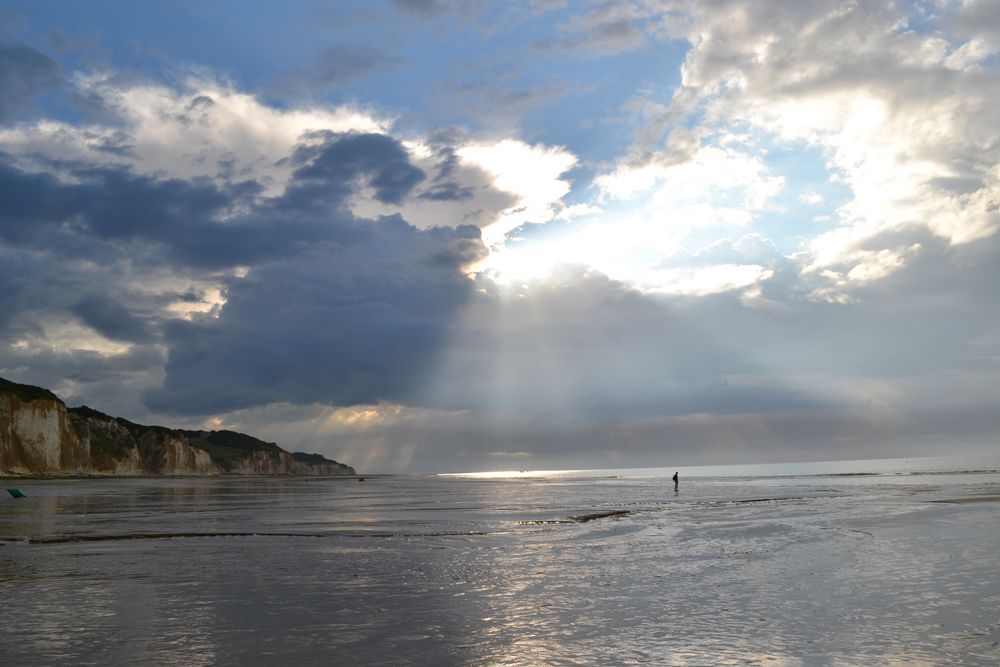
<box><xmin>2</xmin><ymin>473</ymin><xmax>365</xmax><ymax>481</ymax></box>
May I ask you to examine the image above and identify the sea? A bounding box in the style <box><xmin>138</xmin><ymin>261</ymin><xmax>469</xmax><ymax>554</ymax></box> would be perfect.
<box><xmin>1</xmin><ymin>454</ymin><xmax>999</xmax><ymax>666</ymax></box>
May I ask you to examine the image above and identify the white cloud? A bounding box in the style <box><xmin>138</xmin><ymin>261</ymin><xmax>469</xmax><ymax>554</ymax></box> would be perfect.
<box><xmin>457</xmin><ymin>139</ymin><xmax>578</xmax><ymax>245</ymax></box>
<box><xmin>511</xmin><ymin>142</ymin><xmax>784</xmax><ymax>296</ymax></box>
<box><xmin>557</xmin><ymin>203</ymin><xmax>602</xmax><ymax>220</ymax></box>
<box><xmin>7</xmin><ymin>318</ymin><xmax>132</xmax><ymax>357</ymax></box>
<box><xmin>640</xmin><ymin>263</ymin><xmax>773</xmax><ymax>296</ymax></box>
<box><xmin>799</xmin><ymin>191</ymin><xmax>824</xmax><ymax>205</ymax></box>
<box><xmin>345</xmin><ymin>137</ymin><xmax>579</xmax><ymax>240</ymax></box>
<box><xmin>475</xmin><ymin>139</ymin><xmax>785</xmax><ymax>294</ymax></box>
<box><xmin>0</xmin><ymin>72</ymin><xmax>389</xmax><ymax>194</ymax></box>
<box><xmin>616</xmin><ymin>0</ymin><xmax>1000</xmax><ymax>298</ymax></box>
<box><xmin>597</xmin><ymin>144</ymin><xmax>783</xmax><ymax>212</ymax></box>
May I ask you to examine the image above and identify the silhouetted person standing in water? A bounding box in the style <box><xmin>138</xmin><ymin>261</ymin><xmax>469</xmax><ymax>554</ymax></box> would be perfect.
<box><xmin>672</xmin><ymin>471</ymin><xmax>679</xmax><ymax>492</ymax></box>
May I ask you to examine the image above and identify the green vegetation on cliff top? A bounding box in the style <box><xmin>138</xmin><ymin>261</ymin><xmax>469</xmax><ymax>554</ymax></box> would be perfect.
<box><xmin>70</xmin><ymin>405</ymin><xmax>173</xmax><ymax>437</ymax></box>
<box><xmin>291</xmin><ymin>452</ymin><xmax>335</xmax><ymax>464</ymax></box>
<box><xmin>0</xmin><ymin>377</ymin><xmax>61</xmax><ymax>404</ymax></box>
<box><xmin>184</xmin><ymin>430</ymin><xmax>283</xmax><ymax>471</ymax></box>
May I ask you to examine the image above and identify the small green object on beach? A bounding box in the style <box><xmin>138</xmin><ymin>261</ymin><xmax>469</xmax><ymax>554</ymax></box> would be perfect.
<box><xmin>7</xmin><ymin>488</ymin><xmax>25</xmax><ymax>498</ymax></box>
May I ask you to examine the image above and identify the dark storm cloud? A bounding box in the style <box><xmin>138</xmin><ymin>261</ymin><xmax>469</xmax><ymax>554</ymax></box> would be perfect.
<box><xmin>0</xmin><ymin>129</ymin><xmax>486</xmax><ymax>419</ymax></box>
<box><xmin>0</xmin><ymin>240</ymin><xmax>204</xmax><ymax>421</ymax></box>
<box><xmin>0</xmin><ymin>131</ymin><xmax>429</xmax><ymax>268</ymax></box>
<box><xmin>71</xmin><ymin>294</ymin><xmax>154</xmax><ymax>344</ymax></box>
<box><xmin>0</xmin><ymin>44</ymin><xmax>60</xmax><ymax>121</ymax></box>
<box><xmin>146</xmin><ymin>217</ymin><xmax>485</xmax><ymax>415</ymax></box>
<box><xmin>389</xmin><ymin>129</ymin><xmax>473</xmax><ymax>202</ymax></box>
<box><xmin>0</xmin><ymin>158</ymin><xmax>267</xmax><ymax>267</ymax></box>
<box><xmin>0</xmin><ymin>231</ymin><xmax>191</xmax><ymax>345</ymax></box>
<box><xmin>0</xmin><ymin>337</ymin><xmax>168</xmax><ymax>422</ymax></box>
<box><xmin>284</xmin><ymin>131</ymin><xmax>426</xmax><ymax>207</ymax></box>
<box><xmin>0</xmin><ymin>248</ymin><xmax>34</xmax><ymax>335</ymax></box>
<box><xmin>0</xmin><ymin>232</ymin><xmax>173</xmax><ymax>418</ymax></box>
<box><xmin>425</xmin><ymin>129</ymin><xmax>464</xmax><ymax>177</ymax></box>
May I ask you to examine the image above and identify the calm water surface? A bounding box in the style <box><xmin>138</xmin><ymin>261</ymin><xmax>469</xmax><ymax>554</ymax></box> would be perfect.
<box><xmin>2</xmin><ymin>455</ymin><xmax>999</xmax><ymax>665</ymax></box>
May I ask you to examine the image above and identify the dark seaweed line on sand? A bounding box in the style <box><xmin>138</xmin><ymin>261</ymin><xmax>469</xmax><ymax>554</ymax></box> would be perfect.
<box><xmin>18</xmin><ymin>509</ymin><xmax>639</xmax><ymax>544</ymax></box>
<box><xmin>26</xmin><ymin>530</ymin><xmax>494</xmax><ymax>544</ymax></box>
<box><xmin>29</xmin><ymin>531</ymin><xmax>323</xmax><ymax>544</ymax></box>
<box><xmin>699</xmin><ymin>497</ymin><xmax>807</xmax><ymax>506</ymax></box>
<box><xmin>22</xmin><ymin>511</ymin><xmax>637</xmax><ymax>543</ymax></box>
<box><xmin>520</xmin><ymin>509</ymin><xmax>633</xmax><ymax>525</ymax></box>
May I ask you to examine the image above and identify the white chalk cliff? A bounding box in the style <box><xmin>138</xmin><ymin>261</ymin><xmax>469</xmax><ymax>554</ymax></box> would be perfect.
<box><xmin>0</xmin><ymin>377</ymin><xmax>355</xmax><ymax>477</ymax></box>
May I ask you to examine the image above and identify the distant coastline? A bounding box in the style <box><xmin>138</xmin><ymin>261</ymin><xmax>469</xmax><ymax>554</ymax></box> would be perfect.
<box><xmin>0</xmin><ymin>376</ymin><xmax>355</xmax><ymax>477</ymax></box>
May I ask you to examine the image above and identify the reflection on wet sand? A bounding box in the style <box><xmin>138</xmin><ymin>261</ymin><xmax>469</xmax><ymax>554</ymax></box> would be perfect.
<box><xmin>0</xmin><ymin>471</ymin><xmax>998</xmax><ymax>665</ymax></box>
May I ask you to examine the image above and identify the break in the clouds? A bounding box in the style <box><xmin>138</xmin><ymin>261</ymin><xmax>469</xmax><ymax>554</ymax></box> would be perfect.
<box><xmin>0</xmin><ymin>0</ymin><xmax>998</xmax><ymax>472</ymax></box>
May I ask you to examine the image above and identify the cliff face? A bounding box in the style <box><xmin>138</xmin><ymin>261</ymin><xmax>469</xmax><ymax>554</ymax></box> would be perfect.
<box><xmin>226</xmin><ymin>450</ymin><xmax>296</xmax><ymax>475</ymax></box>
<box><xmin>0</xmin><ymin>392</ymin><xmax>90</xmax><ymax>474</ymax></box>
<box><xmin>69</xmin><ymin>409</ymin><xmax>219</xmax><ymax>475</ymax></box>
<box><xmin>291</xmin><ymin>452</ymin><xmax>356</xmax><ymax>476</ymax></box>
<box><xmin>0</xmin><ymin>377</ymin><xmax>355</xmax><ymax>477</ymax></box>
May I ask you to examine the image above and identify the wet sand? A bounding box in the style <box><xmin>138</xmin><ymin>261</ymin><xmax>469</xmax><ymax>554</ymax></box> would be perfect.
<box><xmin>1</xmin><ymin>469</ymin><xmax>998</xmax><ymax>665</ymax></box>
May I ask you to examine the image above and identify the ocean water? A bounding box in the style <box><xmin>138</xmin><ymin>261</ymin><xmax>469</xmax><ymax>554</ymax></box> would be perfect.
<box><xmin>1</xmin><ymin>455</ymin><xmax>999</xmax><ymax>666</ymax></box>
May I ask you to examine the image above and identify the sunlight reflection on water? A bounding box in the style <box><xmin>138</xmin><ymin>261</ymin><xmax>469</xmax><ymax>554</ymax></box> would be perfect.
<box><xmin>439</xmin><ymin>469</ymin><xmax>584</xmax><ymax>479</ymax></box>
<box><xmin>1</xmin><ymin>457</ymin><xmax>998</xmax><ymax>665</ymax></box>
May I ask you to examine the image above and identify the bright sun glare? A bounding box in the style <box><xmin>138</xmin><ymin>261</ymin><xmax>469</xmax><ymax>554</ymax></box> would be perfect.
<box><xmin>438</xmin><ymin>469</ymin><xmax>583</xmax><ymax>479</ymax></box>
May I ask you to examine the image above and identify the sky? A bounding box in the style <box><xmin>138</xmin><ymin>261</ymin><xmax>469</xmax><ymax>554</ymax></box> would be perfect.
<box><xmin>0</xmin><ymin>0</ymin><xmax>998</xmax><ymax>473</ymax></box>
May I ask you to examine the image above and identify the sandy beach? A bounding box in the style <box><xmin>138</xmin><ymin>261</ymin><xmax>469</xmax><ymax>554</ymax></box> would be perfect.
<box><xmin>2</xmin><ymin>460</ymin><xmax>999</xmax><ymax>665</ymax></box>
